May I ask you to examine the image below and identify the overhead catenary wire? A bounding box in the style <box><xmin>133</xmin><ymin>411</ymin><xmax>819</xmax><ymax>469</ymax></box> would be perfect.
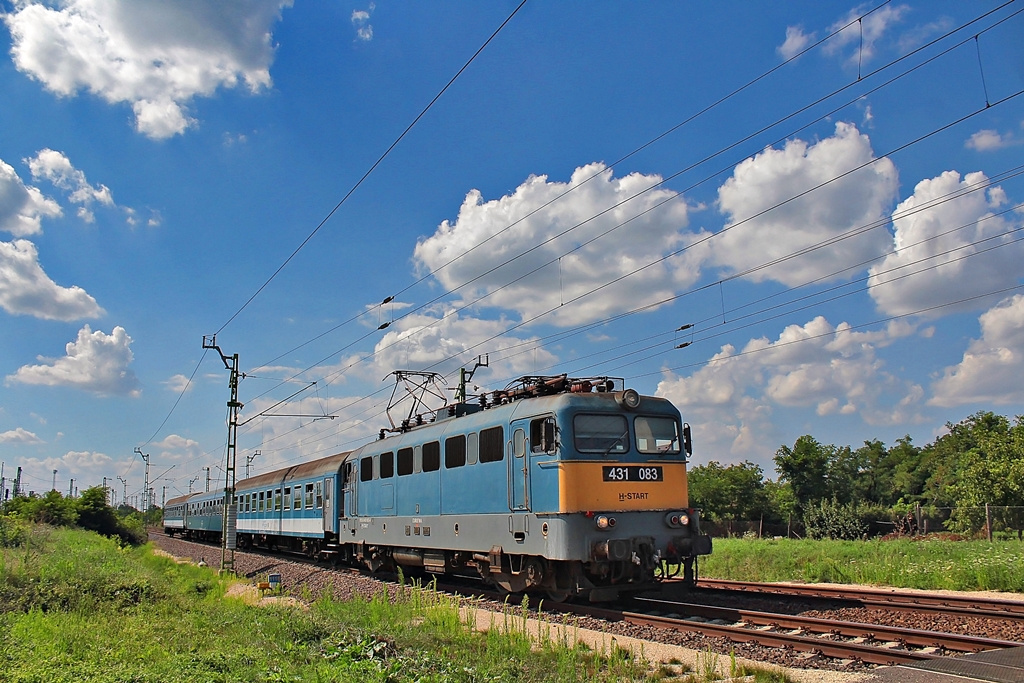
<box><xmin>251</xmin><ymin>1</ymin><xmax>1021</xmax><ymax>406</ymax></box>
<box><xmin>231</xmin><ymin>78</ymin><xmax>1024</xmax><ymax>466</ymax></box>
<box><xmin>146</xmin><ymin>2</ymin><xmax>1024</xmax><ymax>489</ymax></box>
<box><xmin>214</xmin><ymin>0</ymin><xmax>529</xmax><ymax>336</ymax></box>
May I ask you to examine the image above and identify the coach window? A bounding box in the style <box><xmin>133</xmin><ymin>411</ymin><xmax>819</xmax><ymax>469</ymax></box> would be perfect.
<box><xmin>275</xmin><ymin>488</ymin><xmax>282</xmax><ymax>511</ymax></box>
<box><xmin>266</xmin><ymin>489</ymin><xmax>273</xmax><ymax>511</ymax></box>
<box><xmin>360</xmin><ymin>456</ymin><xmax>373</xmax><ymax>482</ymax></box>
<box><xmin>293</xmin><ymin>487</ymin><xmax>302</xmax><ymax>510</ymax></box>
<box><xmin>574</xmin><ymin>414</ymin><xmax>629</xmax><ymax>454</ymax></box>
<box><xmin>530</xmin><ymin>416</ymin><xmax>557</xmax><ymax>453</ymax></box>
<box><xmin>315</xmin><ymin>481</ymin><xmax>323</xmax><ymax>509</ymax></box>
<box><xmin>380</xmin><ymin>451</ymin><xmax>394</xmax><ymax>479</ymax></box>
<box><xmin>423</xmin><ymin>441</ymin><xmax>440</xmax><ymax>472</ymax></box>
<box><xmin>304</xmin><ymin>483</ymin><xmax>314</xmax><ymax>509</ymax></box>
<box><xmin>283</xmin><ymin>487</ymin><xmax>291</xmax><ymax>510</ymax></box>
<box><xmin>480</xmin><ymin>425</ymin><xmax>504</xmax><ymax>462</ymax></box>
<box><xmin>445</xmin><ymin>435</ymin><xmax>466</xmax><ymax>469</ymax></box>
<box><xmin>258</xmin><ymin>491</ymin><xmax>265</xmax><ymax>512</ymax></box>
<box><xmin>397</xmin><ymin>447</ymin><xmax>414</xmax><ymax>476</ymax></box>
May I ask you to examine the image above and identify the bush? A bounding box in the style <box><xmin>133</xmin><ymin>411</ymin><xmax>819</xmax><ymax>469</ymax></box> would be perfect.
<box><xmin>0</xmin><ymin>515</ymin><xmax>29</xmax><ymax>548</ymax></box>
<box><xmin>803</xmin><ymin>499</ymin><xmax>869</xmax><ymax>540</ymax></box>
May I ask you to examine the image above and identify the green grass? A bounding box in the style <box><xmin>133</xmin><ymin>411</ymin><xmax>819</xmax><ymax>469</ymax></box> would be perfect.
<box><xmin>1</xmin><ymin>525</ymin><xmax>667</xmax><ymax>682</ymax></box>
<box><xmin>699</xmin><ymin>536</ymin><xmax>1024</xmax><ymax>592</ymax></box>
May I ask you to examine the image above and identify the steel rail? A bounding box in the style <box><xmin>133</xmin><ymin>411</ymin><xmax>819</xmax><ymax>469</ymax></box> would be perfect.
<box><xmin>693</xmin><ymin>578</ymin><xmax>1024</xmax><ymax>620</ymax></box>
<box><xmin>633</xmin><ymin>597</ymin><xmax>1022</xmax><ymax>653</ymax></box>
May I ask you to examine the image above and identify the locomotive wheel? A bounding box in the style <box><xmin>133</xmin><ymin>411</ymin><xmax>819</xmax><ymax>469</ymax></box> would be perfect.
<box><xmin>545</xmin><ymin>588</ymin><xmax>571</xmax><ymax>603</ymax></box>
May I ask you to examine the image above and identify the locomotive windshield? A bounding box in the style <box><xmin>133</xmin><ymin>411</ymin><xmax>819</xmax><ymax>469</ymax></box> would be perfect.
<box><xmin>634</xmin><ymin>416</ymin><xmax>681</xmax><ymax>455</ymax></box>
<box><xmin>573</xmin><ymin>414</ymin><xmax>629</xmax><ymax>454</ymax></box>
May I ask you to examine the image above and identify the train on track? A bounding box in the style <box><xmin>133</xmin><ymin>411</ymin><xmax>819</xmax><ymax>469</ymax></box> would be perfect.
<box><xmin>163</xmin><ymin>373</ymin><xmax>712</xmax><ymax>602</ymax></box>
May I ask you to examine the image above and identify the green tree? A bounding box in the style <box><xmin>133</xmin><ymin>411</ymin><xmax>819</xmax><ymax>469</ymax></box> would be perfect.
<box><xmin>922</xmin><ymin>411</ymin><xmax>1010</xmax><ymax>507</ymax></box>
<box><xmin>688</xmin><ymin>461</ymin><xmax>775</xmax><ymax>522</ymax></box>
<box><xmin>773</xmin><ymin>435</ymin><xmax>832</xmax><ymax>513</ymax></box>
<box><xmin>946</xmin><ymin>415</ymin><xmax>1024</xmax><ymax>535</ymax></box>
<box><xmin>5</xmin><ymin>490</ymin><xmax>78</xmax><ymax>526</ymax></box>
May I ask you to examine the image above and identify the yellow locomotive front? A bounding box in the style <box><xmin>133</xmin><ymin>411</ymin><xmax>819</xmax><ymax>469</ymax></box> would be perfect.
<box><xmin>506</xmin><ymin>379</ymin><xmax>711</xmax><ymax>597</ymax></box>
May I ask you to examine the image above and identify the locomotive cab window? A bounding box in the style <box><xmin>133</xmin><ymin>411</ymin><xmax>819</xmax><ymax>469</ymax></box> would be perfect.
<box><xmin>530</xmin><ymin>416</ymin><xmax>556</xmax><ymax>453</ymax></box>
<box><xmin>574</xmin><ymin>414</ymin><xmax>629</xmax><ymax>454</ymax></box>
<box><xmin>360</xmin><ymin>456</ymin><xmax>373</xmax><ymax>482</ymax></box>
<box><xmin>380</xmin><ymin>451</ymin><xmax>394</xmax><ymax>479</ymax></box>
<box><xmin>635</xmin><ymin>416</ymin><xmax>682</xmax><ymax>455</ymax></box>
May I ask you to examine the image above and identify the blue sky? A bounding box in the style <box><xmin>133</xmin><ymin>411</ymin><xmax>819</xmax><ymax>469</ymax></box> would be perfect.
<box><xmin>1</xmin><ymin>1</ymin><xmax>1023</xmax><ymax>505</ymax></box>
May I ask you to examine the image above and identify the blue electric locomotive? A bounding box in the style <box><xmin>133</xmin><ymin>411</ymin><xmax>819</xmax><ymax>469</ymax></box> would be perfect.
<box><xmin>164</xmin><ymin>374</ymin><xmax>712</xmax><ymax>601</ymax></box>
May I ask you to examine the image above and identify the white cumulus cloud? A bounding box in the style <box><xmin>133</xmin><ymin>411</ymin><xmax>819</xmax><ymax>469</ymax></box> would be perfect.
<box><xmin>414</xmin><ymin>163</ymin><xmax>701</xmax><ymax>327</ymax></box>
<box><xmin>6</xmin><ymin>324</ymin><xmax>140</xmax><ymax>396</ymax></box>
<box><xmin>0</xmin><ymin>427</ymin><xmax>44</xmax><ymax>444</ymax></box>
<box><xmin>657</xmin><ymin>316</ymin><xmax>922</xmax><ymax>460</ymax></box>
<box><xmin>710</xmin><ymin>122</ymin><xmax>898</xmax><ymax>286</ymax></box>
<box><xmin>966</xmin><ymin>129</ymin><xmax>1014</xmax><ymax>152</ymax></box>
<box><xmin>27</xmin><ymin>149</ymin><xmax>114</xmax><ymax>223</ymax></box>
<box><xmin>930</xmin><ymin>294</ymin><xmax>1024</xmax><ymax>407</ymax></box>
<box><xmin>778</xmin><ymin>25</ymin><xmax>813</xmax><ymax>60</ymax></box>
<box><xmin>823</xmin><ymin>4</ymin><xmax>909</xmax><ymax>68</ymax></box>
<box><xmin>3</xmin><ymin>0</ymin><xmax>292</xmax><ymax>139</ymax></box>
<box><xmin>0</xmin><ymin>158</ymin><xmax>62</xmax><ymax>237</ymax></box>
<box><xmin>868</xmin><ymin>171</ymin><xmax>1024</xmax><ymax>317</ymax></box>
<box><xmin>0</xmin><ymin>239</ymin><xmax>105</xmax><ymax>320</ymax></box>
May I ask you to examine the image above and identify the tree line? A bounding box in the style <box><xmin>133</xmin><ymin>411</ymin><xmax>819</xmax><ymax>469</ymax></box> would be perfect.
<box><xmin>688</xmin><ymin>411</ymin><xmax>1024</xmax><ymax>539</ymax></box>
<box><xmin>0</xmin><ymin>486</ymin><xmax>149</xmax><ymax>546</ymax></box>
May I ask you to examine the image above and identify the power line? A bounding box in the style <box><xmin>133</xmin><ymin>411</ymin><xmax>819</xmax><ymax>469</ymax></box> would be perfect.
<box><xmin>215</xmin><ymin>0</ymin><xmax>529</xmax><ymax>336</ymax></box>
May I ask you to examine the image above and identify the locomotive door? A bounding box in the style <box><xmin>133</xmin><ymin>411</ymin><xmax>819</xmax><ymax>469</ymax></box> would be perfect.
<box><xmin>509</xmin><ymin>424</ymin><xmax>530</xmax><ymax>511</ymax></box>
<box><xmin>322</xmin><ymin>477</ymin><xmax>334</xmax><ymax>533</ymax></box>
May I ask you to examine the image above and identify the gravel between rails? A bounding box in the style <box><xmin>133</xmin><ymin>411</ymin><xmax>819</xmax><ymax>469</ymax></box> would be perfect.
<box><xmin>149</xmin><ymin>533</ymin><xmax>1021</xmax><ymax>681</ymax></box>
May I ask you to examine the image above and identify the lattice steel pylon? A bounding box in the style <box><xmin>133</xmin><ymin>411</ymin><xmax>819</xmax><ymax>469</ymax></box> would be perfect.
<box><xmin>203</xmin><ymin>335</ymin><xmax>241</xmax><ymax>575</ymax></box>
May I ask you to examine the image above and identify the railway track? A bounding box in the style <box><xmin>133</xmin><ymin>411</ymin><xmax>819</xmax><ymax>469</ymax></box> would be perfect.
<box><xmin>693</xmin><ymin>578</ymin><xmax>1024</xmax><ymax>621</ymax></box>
<box><xmin>153</xmin><ymin>534</ymin><xmax>1024</xmax><ymax>671</ymax></box>
<box><xmin>451</xmin><ymin>588</ymin><xmax>1020</xmax><ymax>667</ymax></box>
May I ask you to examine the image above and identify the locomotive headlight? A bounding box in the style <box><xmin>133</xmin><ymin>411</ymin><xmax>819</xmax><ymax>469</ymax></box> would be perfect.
<box><xmin>595</xmin><ymin>514</ymin><xmax>616</xmax><ymax>530</ymax></box>
<box><xmin>615</xmin><ymin>388</ymin><xmax>642</xmax><ymax>410</ymax></box>
<box><xmin>665</xmin><ymin>511</ymin><xmax>691</xmax><ymax>528</ymax></box>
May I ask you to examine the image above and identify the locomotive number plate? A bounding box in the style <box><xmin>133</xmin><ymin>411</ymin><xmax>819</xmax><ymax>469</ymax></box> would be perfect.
<box><xmin>602</xmin><ymin>466</ymin><xmax>663</xmax><ymax>482</ymax></box>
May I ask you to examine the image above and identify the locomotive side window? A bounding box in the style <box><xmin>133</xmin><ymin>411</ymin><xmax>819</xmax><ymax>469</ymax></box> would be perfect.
<box><xmin>397</xmin><ymin>447</ymin><xmax>414</xmax><ymax>475</ymax></box>
<box><xmin>360</xmin><ymin>456</ymin><xmax>373</xmax><ymax>482</ymax></box>
<box><xmin>530</xmin><ymin>417</ymin><xmax>556</xmax><ymax>453</ymax></box>
<box><xmin>423</xmin><ymin>441</ymin><xmax>441</xmax><ymax>472</ymax></box>
<box><xmin>445</xmin><ymin>435</ymin><xmax>466</xmax><ymax>468</ymax></box>
<box><xmin>467</xmin><ymin>432</ymin><xmax>479</xmax><ymax>465</ymax></box>
<box><xmin>380</xmin><ymin>451</ymin><xmax>394</xmax><ymax>479</ymax></box>
<box><xmin>574</xmin><ymin>414</ymin><xmax>629</xmax><ymax>454</ymax></box>
<box><xmin>634</xmin><ymin>416</ymin><xmax>681</xmax><ymax>454</ymax></box>
<box><xmin>480</xmin><ymin>426</ymin><xmax>504</xmax><ymax>462</ymax></box>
